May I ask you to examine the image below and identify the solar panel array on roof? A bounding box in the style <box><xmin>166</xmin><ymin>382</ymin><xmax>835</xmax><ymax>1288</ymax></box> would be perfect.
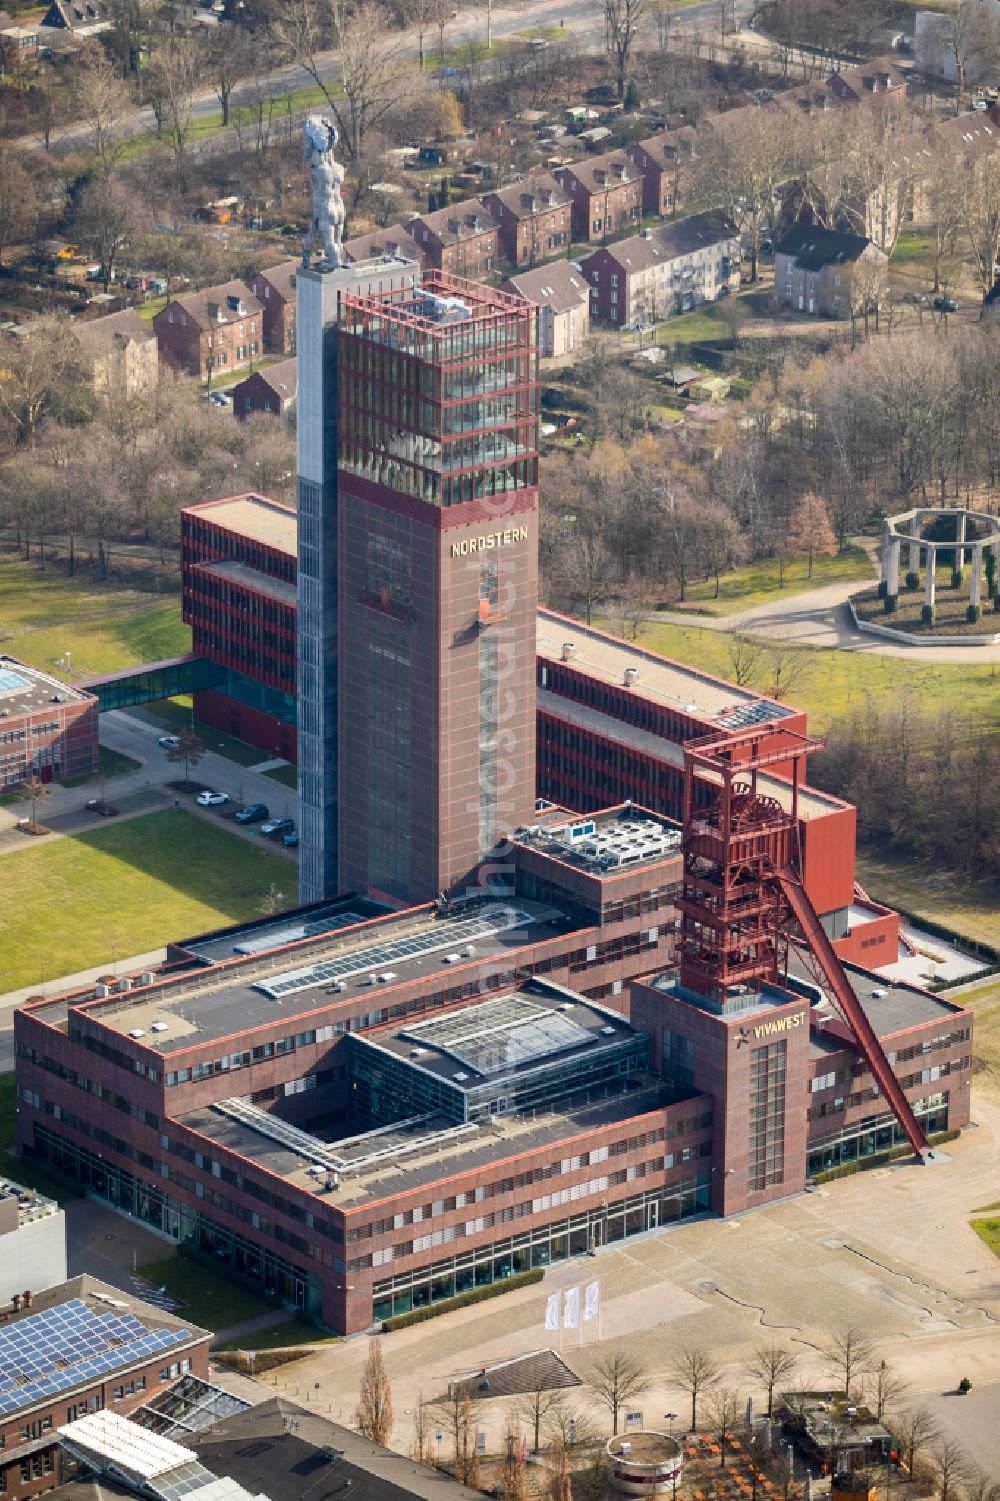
<box><xmin>0</xmin><ymin>1300</ymin><xmax>192</xmax><ymax>1416</ymax></box>
<box><xmin>232</xmin><ymin>910</ymin><xmax>365</xmax><ymax>956</ymax></box>
<box><xmin>0</xmin><ymin>667</ymin><xmax>29</xmax><ymax>695</ymax></box>
<box><xmin>714</xmin><ymin>699</ymin><xmax>794</xmax><ymax>730</ymax></box>
<box><xmin>253</xmin><ymin>905</ymin><xmax>534</xmax><ymax>999</ymax></box>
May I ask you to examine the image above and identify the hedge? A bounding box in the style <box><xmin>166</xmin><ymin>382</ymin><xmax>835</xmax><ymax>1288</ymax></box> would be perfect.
<box><xmin>811</xmin><ymin>1128</ymin><xmax>960</xmax><ymax>1185</ymax></box>
<box><xmin>383</xmin><ymin>1268</ymin><xmax>544</xmax><ymax>1331</ymax></box>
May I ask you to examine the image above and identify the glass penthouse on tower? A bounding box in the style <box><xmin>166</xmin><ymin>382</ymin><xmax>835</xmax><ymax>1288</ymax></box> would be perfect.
<box><xmin>336</xmin><ymin>272</ymin><xmax>539</xmax><ymax>508</ymax></box>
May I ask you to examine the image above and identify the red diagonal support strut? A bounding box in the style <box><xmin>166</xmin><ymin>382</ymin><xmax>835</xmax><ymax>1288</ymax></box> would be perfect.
<box><xmin>775</xmin><ymin>868</ymin><xmax>929</xmax><ymax>1158</ymax></box>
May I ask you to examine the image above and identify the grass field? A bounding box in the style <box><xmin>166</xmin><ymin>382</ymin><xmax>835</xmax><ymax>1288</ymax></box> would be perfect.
<box><xmin>140</xmin><ymin>700</ymin><xmax>269</xmax><ymax>767</ymax></box>
<box><xmin>0</xmin><ymin>556</ymin><xmax>187</xmax><ymax>678</ymax></box>
<box><xmin>265</xmin><ymin>764</ymin><xmax>298</xmax><ymax>789</ymax></box>
<box><xmin>962</xmin><ymin>978</ymin><xmax>1000</xmax><ymax>1105</ymax></box>
<box><xmin>891</xmin><ymin>229</ymin><xmax>935</xmax><ymax>271</ymax></box>
<box><xmin>634</xmin><ymin>619</ymin><xmax>1000</xmax><ymax>735</ymax></box>
<box><xmin>855</xmin><ymin>853</ymin><xmax>1000</xmax><ymax>951</ymax></box>
<box><xmin>138</xmin><ymin>1254</ymin><xmax>275</xmax><ymax>1333</ymax></box>
<box><xmin>970</xmin><ymin>1217</ymin><xmax>1000</xmax><ymax>1258</ymax></box>
<box><xmin>218</xmin><ymin>1320</ymin><xmax>340</xmax><ymax>1352</ymax></box>
<box><xmin>676</xmin><ymin>546</ymin><xmax>873</xmax><ymax>616</ymax></box>
<box><xmin>853</xmin><ymin>585</ymin><xmax>998</xmax><ymax>636</ymax></box>
<box><xmin>0</xmin><ymin>808</ymin><xmax>292</xmax><ymax>992</ymax></box>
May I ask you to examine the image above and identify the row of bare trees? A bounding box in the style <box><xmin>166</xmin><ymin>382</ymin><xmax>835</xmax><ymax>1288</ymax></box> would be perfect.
<box><xmin>353</xmin><ymin>1328</ymin><xmax>993</xmax><ymax>1501</ymax></box>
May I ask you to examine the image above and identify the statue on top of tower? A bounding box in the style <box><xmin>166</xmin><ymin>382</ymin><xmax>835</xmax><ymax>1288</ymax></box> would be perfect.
<box><xmin>303</xmin><ymin>115</ymin><xmax>346</xmax><ymax>270</ymax></box>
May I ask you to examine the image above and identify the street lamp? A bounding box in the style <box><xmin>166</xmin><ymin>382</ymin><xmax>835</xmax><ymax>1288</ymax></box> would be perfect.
<box><xmin>664</xmin><ymin>1413</ymin><xmax>677</xmax><ymax>1437</ymax></box>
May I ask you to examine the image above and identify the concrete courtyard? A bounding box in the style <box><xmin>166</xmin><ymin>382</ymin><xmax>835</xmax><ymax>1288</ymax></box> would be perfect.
<box><xmin>259</xmin><ymin>1096</ymin><xmax>1000</xmax><ymax>1479</ymax></box>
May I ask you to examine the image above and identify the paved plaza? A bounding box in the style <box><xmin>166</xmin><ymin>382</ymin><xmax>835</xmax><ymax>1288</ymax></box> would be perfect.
<box><xmin>261</xmin><ymin>1097</ymin><xmax>1000</xmax><ymax>1478</ymax></box>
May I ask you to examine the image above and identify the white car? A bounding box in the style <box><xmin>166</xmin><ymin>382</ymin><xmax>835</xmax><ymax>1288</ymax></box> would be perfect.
<box><xmin>196</xmin><ymin>790</ymin><xmax>229</xmax><ymax>807</ymax></box>
<box><xmin>158</xmin><ymin>735</ymin><xmax>181</xmax><ymax>749</ymax></box>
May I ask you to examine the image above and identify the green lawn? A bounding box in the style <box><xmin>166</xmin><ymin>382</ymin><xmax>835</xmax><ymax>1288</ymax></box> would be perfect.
<box><xmin>855</xmin><ymin>852</ymin><xmax>1000</xmax><ymax>952</ymax></box>
<box><xmin>0</xmin><ymin>808</ymin><xmax>292</xmax><ymax>992</ymax></box>
<box><xmin>634</xmin><ymin>619</ymin><xmax>1000</xmax><ymax>735</ymax></box>
<box><xmin>264</xmin><ymin>764</ymin><xmax>298</xmax><ymax>789</ymax></box>
<box><xmin>140</xmin><ymin>700</ymin><xmax>271</xmax><ymax>768</ymax></box>
<box><xmin>62</xmin><ymin>746</ymin><xmax>141</xmax><ymax>787</ymax></box>
<box><xmin>657</xmin><ymin>307</ymin><xmax>726</xmax><ymax>345</ymax></box>
<box><xmin>138</xmin><ymin>1254</ymin><xmax>276</xmax><ymax>1333</ymax></box>
<box><xmin>218</xmin><ymin>1320</ymin><xmax>340</xmax><ymax>1352</ymax></box>
<box><xmin>676</xmin><ymin>546</ymin><xmax>874</xmax><ymax>616</ymax></box>
<box><xmin>891</xmin><ymin>229</ymin><xmax>935</xmax><ymax>270</ymax></box>
<box><xmin>0</xmin><ymin>556</ymin><xmax>187</xmax><ymax>679</ymax></box>
<box><xmin>970</xmin><ymin>1217</ymin><xmax>1000</xmax><ymax>1258</ymax></box>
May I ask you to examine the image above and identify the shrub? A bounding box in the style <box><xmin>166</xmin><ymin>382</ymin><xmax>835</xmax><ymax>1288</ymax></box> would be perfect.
<box><xmin>958</xmin><ymin>1377</ymin><xmax>972</xmax><ymax>1393</ymax></box>
<box><xmin>811</xmin><ymin>1129</ymin><xmax>960</xmax><ymax>1185</ymax></box>
<box><xmin>382</xmin><ymin>1268</ymin><xmax>544</xmax><ymax>1331</ymax></box>
<box><xmin>905</xmin><ymin>571</ymin><xmax>920</xmax><ymax>590</ymax></box>
<box><xmin>951</xmin><ymin>567</ymin><xmax>964</xmax><ymax>589</ymax></box>
<box><xmin>883</xmin><ymin>593</ymin><xmax>898</xmax><ymax>614</ymax></box>
<box><xmin>921</xmin><ymin>603</ymin><xmax>935</xmax><ymax>625</ymax></box>
<box><xmin>877</xmin><ymin>579</ymin><xmax>888</xmax><ymax>599</ymax></box>
<box><xmin>967</xmin><ymin>604</ymin><xmax>982</xmax><ymax>624</ymax></box>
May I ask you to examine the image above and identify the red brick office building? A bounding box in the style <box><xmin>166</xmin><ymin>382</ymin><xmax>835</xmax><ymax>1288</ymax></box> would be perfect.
<box><xmin>0</xmin><ymin>658</ymin><xmax>97</xmax><ymax>790</ymax></box>
<box><xmin>0</xmin><ymin>1276</ymin><xmax>209</xmax><ymax>1501</ymax></box>
<box><xmin>181</xmin><ymin>494</ymin><xmax>297</xmax><ymax>761</ymax></box>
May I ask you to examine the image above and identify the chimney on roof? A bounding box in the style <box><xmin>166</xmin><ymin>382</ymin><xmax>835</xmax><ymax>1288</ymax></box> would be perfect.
<box><xmin>23</xmin><ymin>1290</ymin><xmax>32</xmax><ymax>1308</ymax></box>
<box><xmin>561</xmin><ymin>642</ymin><xmax>576</xmax><ymax>661</ymax></box>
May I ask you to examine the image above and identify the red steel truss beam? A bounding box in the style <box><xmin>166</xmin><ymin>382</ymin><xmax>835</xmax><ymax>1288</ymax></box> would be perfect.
<box><xmin>775</xmin><ymin>868</ymin><xmax>929</xmax><ymax>1158</ymax></box>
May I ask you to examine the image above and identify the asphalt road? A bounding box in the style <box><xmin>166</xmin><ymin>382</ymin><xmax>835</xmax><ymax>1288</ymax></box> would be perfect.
<box><xmin>17</xmin><ymin>0</ymin><xmax>760</xmax><ymax>157</ymax></box>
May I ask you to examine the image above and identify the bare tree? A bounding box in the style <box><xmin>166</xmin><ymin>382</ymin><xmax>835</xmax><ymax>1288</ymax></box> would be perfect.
<box><xmin>604</xmin><ymin>0</ymin><xmax>648</xmax><ymax>103</ymax></box>
<box><xmin>727</xmin><ymin>634</ymin><xmax>764</xmax><ymax>689</ymax></box>
<box><xmin>745</xmin><ymin>1344</ymin><xmax>797</xmax><ymax>1418</ymax></box>
<box><xmin>71</xmin><ymin>46</ymin><xmax>132</xmax><ymax>176</ymax></box>
<box><xmin>669</xmin><ymin>1346</ymin><xmax>722</xmax><ymax>1433</ymax></box>
<box><xmin>276</xmin><ymin>0</ymin><xmax>415</xmax><ymax>164</ymax></box>
<box><xmin>888</xmin><ymin>1410</ymin><xmax>936</xmax><ymax>1482</ymax></box>
<box><xmin>588</xmin><ymin>1351</ymin><xmax>650</xmax><ymax>1434</ymax></box>
<box><xmin>701</xmin><ymin>107</ymin><xmax>805</xmax><ymax>282</ymax></box>
<box><xmin>167</xmin><ymin>727</ymin><xmax>205</xmax><ymax>787</ymax></box>
<box><xmin>257</xmin><ymin>882</ymin><xmax>287</xmax><ymax>917</ymax></box>
<box><xmin>0</xmin><ymin>321</ymin><xmax>90</xmax><ymax>448</ymax></box>
<box><xmin>819</xmin><ymin>1326</ymin><xmax>877</xmax><ymax>1399</ymax></box>
<box><xmin>964</xmin><ymin>1470</ymin><xmax>1000</xmax><ymax>1501</ymax></box>
<box><xmin>19</xmin><ymin>776</ymin><xmax>51</xmax><ymax>832</ymax></box>
<box><xmin>765</xmin><ymin>640</ymin><xmax>808</xmax><ymax>703</ymax></box>
<box><xmin>355</xmin><ymin>1338</ymin><xmax>394</xmax><ymax>1444</ymax></box>
<box><xmin>71</xmin><ymin>177</ymin><xmax>139</xmax><ymax>293</ymax></box>
<box><xmin>929</xmin><ymin>1437</ymin><xmax>972</xmax><ymax>1501</ymax></box>
<box><xmin>410</xmin><ymin>1394</ymin><xmax>432</xmax><ymax>1464</ymax></box>
<box><xmin>0</xmin><ymin>150</ymin><xmax>34</xmax><ymax>268</ymax></box>
<box><xmin>867</xmin><ymin>1360</ymin><xmax>908</xmax><ymax>1424</ymax></box>
<box><xmin>157</xmin><ymin>38</ymin><xmax>203</xmax><ymax>187</ymax></box>
<box><xmin>925</xmin><ymin>144</ymin><xmax>965</xmax><ymax>295</ymax></box>
<box><xmin>963</xmin><ymin>153</ymin><xmax>1000</xmax><ymax>302</ymax></box>
<box><xmin>497</xmin><ymin>1416</ymin><xmax>528</xmax><ymax>1501</ymax></box>
<box><xmin>785</xmin><ymin>492</ymin><xmax>837</xmax><ymax>579</ymax></box>
<box><xmin>206</xmin><ymin>25</ymin><xmax>254</xmax><ymax>126</ymax></box>
<box><xmin>517</xmin><ymin>1377</ymin><xmax>566</xmax><ymax>1453</ymax></box>
<box><xmin>431</xmin><ymin>1387</ymin><xmax>480</xmax><ymax>1483</ymax></box>
<box><xmin>707</xmin><ymin>1387</ymin><xmax>742</xmax><ymax>1466</ymax></box>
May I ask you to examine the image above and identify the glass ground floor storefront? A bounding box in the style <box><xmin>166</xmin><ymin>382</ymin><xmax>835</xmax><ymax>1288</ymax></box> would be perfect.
<box><xmin>807</xmin><ymin>1095</ymin><xmax>948</xmax><ymax>1176</ymax></box>
<box><xmin>33</xmin><ymin>1124</ymin><xmax>323</xmax><ymax>1318</ymax></box>
<box><xmin>372</xmin><ymin>1174</ymin><xmax>711</xmax><ymax>1323</ymax></box>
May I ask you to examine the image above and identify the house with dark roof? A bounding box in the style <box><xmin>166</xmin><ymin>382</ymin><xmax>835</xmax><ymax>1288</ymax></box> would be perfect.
<box><xmin>581</xmin><ymin>211</ymin><xmax>739</xmax><ymax>329</ymax></box>
<box><xmin>774</xmin><ymin>224</ymin><xmax>887</xmax><ymax>319</ymax></box>
<box><xmin>343</xmin><ymin>222</ymin><xmax>426</xmax><ymax>270</ymax></box>
<box><xmin>247</xmin><ymin>260</ymin><xmax>297</xmax><ymax>354</ymax></box>
<box><xmin>232</xmin><ymin>357</ymin><xmax>296</xmax><ymax>421</ymax></box>
<box><xmin>74</xmin><ymin>308</ymin><xmax>158</xmax><ymax>398</ymax></box>
<box><xmin>482</xmin><ymin>174</ymin><xmax>572</xmax><ymax>268</ymax></box>
<box><xmin>626</xmin><ymin>126</ymin><xmax>698</xmax><ymax>217</ymax></box>
<box><xmin>152</xmin><ymin>280</ymin><xmax>263</xmax><ymax>382</ymax></box>
<box><xmin>39</xmin><ymin>0</ymin><xmax>109</xmax><ymax>32</ymax></box>
<box><xmin>556</xmin><ymin>150</ymin><xmax>643</xmax><ymax>242</ymax></box>
<box><xmin>407</xmin><ymin>199</ymin><xmax>500</xmax><ymax>278</ymax></box>
<box><xmin>502</xmin><ymin>260</ymin><xmax>589</xmax><ymax>356</ymax></box>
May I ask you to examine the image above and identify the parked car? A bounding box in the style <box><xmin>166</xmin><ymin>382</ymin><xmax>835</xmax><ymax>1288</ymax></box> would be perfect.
<box><xmin>196</xmin><ymin>790</ymin><xmax>229</xmax><ymax>807</ymax></box>
<box><xmin>282</xmin><ymin>830</ymin><xmax>300</xmax><ymax>848</ymax></box>
<box><xmin>157</xmin><ymin>735</ymin><xmax>181</xmax><ymax>749</ymax></box>
<box><xmin>901</xmin><ymin>290</ymin><xmax>927</xmax><ymax>304</ymax></box>
<box><xmin>208</xmin><ymin>391</ymin><xmax>232</xmax><ymax>407</ymax></box>
<box><xmin>235</xmin><ymin>802</ymin><xmax>269</xmax><ymax>824</ymax></box>
<box><xmin>260</xmin><ymin>815</ymin><xmax>295</xmax><ymax>838</ymax></box>
<box><xmin>85</xmin><ymin>798</ymin><xmax>120</xmax><ymax>816</ymax></box>
<box><xmin>933</xmin><ymin>294</ymin><xmax>957</xmax><ymax>312</ymax></box>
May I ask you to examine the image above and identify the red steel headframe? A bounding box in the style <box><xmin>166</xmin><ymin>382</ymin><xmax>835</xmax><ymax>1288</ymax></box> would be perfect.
<box><xmin>679</xmin><ymin>726</ymin><xmax>928</xmax><ymax>1159</ymax></box>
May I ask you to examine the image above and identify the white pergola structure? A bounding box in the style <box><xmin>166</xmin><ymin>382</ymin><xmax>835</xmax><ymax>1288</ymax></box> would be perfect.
<box><xmin>881</xmin><ymin>506</ymin><xmax>1000</xmax><ymax>615</ymax></box>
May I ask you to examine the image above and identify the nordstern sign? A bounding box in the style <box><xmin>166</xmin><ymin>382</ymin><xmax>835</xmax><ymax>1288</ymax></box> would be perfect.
<box><xmin>451</xmin><ymin>526</ymin><xmax>529</xmax><ymax>558</ymax></box>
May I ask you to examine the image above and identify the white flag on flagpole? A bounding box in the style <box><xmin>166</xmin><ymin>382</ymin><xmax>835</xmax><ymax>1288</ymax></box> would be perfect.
<box><xmin>563</xmin><ymin>1285</ymin><xmax>581</xmax><ymax>1330</ymax></box>
<box><xmin>544</xmin><ymin>1291</ymin><xmax>561</xmax><ymax>1331</ymax></box>
<box><xmin>583</xmin><ymin>1279</ymin><xmax>601</xmax><ymax>1323</ymax></box>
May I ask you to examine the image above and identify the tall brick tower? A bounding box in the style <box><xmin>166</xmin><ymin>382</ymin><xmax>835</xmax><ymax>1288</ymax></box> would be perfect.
<box><xmin>334</xmin><ymin>273</ymin><xmax>540</xmax><ymax>904</ymax></box>
<box><xmin>296</xmin><ymin>256</ymin><xmax>420</xmax><ymax>904</ymax></box>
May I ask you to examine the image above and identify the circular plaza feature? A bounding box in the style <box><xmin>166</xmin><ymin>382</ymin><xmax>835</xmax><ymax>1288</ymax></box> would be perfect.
<box><xmin>606</xmin><ymin>1432</ymin><xmax>683</xmax><ymax>1494</ymax></box>
<box><xmin>853</xmin><ymin>505</ymin><xmax>1000</xmax><ymax>641</ymax></box>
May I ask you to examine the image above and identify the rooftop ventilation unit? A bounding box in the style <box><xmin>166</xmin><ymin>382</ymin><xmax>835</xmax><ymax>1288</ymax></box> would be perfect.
<box><xmin>128</xmin><ymin>1029</ymin><xmax>145</xmax><ymax>1040</ymax></box>
<box><xmin>561</xmin><ymin>642</ymin><xmax>576</xmax><ymax>661</ymax></box>
<box><xmin>151</xmin><ymin>1022</ymin><xmax>169</xmax><ymax>1033</ymax></box>
<box><xmin>443</xmin><ymin>953</ymin><xmax>462</xmax><ymax>964</ymax></box>
<box><xmin>378</xmin><ymin>972</ymin><xmax>398</xmax><ymax>983</ymax></box>
<box><xmin>463</xmin><ymin>945</ymin><xmax>476</xmax><ymax>957</ymax></box>
<box><xmin>601</xmin><ymin>1026</ymin><xmax>616</xmax><ymax>1036</ymax></box>
<box><xmin>454</xmin><ymin>1072</ymin><xmax>469</xmax><ymax>1081</ymax></box>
